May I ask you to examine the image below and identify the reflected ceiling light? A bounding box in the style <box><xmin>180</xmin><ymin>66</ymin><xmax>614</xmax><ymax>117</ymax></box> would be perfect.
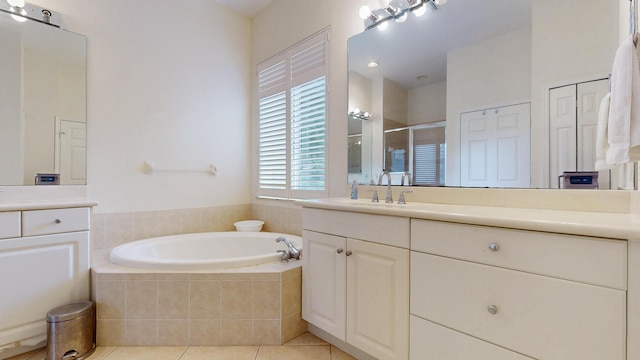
<box><xmin>412</xmin><ymin>3</ymin><xmax>427</xmax><ymax>16</ymax></box>
<box><xmin>395</xmin><ymin>12</ymin><xmax>408</xmax><ymax>23</ymax></box>
<box><xmin>367</xmin><ymin>61</ymin><xmax>379</xmax><ymax>68</ymax></box>
<box><xmin>349</xmin><ymin>109</ymin><xmax>372</xmax><ymax>120</ymax></box>
<box><xmin>377</xmin><ymin>21</ymin><xmax>389</xmax><ymax>31</ymax></box>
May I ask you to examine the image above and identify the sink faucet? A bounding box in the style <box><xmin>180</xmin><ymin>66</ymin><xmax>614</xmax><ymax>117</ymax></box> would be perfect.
<box><xmin>401</xmin><ymin>172</ymin><xmax>412</xmax><ymax>186</ymax></box>
<box><xmin>276</xmin><ymin>237</ymin><xmax>301</xmax><ymax>260</ymax></box>
<box><xmin>377</xmin><ymin>170</ymin><xmax>393</xmax><ymax>203</ymax></box>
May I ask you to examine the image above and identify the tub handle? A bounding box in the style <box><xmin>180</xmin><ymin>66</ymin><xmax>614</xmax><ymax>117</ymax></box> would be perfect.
<box><xmin>277</xmin><ymin>249</ymin><xmax>290</xmax><ymax>263</ymax></box>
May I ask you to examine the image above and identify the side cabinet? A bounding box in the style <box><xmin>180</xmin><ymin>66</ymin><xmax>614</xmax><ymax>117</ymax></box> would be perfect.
<box><xmin>302</xmin><ymin>208</ymin><xmax>410</xmax><ymax>360</ymax></box>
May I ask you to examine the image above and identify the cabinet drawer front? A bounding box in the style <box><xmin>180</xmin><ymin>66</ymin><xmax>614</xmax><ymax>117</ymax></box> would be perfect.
<box><xmin>303</xmin><ymin>208</ymin><xmax>409</xmax><ymax>248</ymax></box>
<box><xmin>411</xmin><ymin>253</ymin><xmax>626</xmax><ymax>360</ymax></box>
<box><xmin>411</xmin><ymin>219</ymin><xmax>626</xmax><ymax>289</ymax></box>
<box><xmin>410</xmin><ymin>316</ymin><xmax>533</xmax><ymax>360</ymax></box>
<box><xmin>22</xmin><ymin>207</ymin><xmax>90</xmax><ymax>236</ymax></box>
<box><xmin>0</xmin><ymin>212</ymin><xmax>21</xmax><ymax>239</ymax></box>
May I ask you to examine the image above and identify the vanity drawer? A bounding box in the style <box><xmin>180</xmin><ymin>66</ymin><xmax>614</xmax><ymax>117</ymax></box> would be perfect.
<box><xmin>0</xmin><ymin>212</ymin><xmax>21</xmax><ymax>239</ymax></box>
<box><xmin>22</xmin><ymin>207</ymin><xmax>90</xmax><ymax>236</ymax></box>
<box><xmin>411</xmin><ymin>252</ymin><xmax>626</xmax><ymax>360</ymax></box>
<box><xmin>303</xmin><ymin>208</ymin><xmax>409</xmax><ymax>248</ymax></box>
<box><xmin>411</xmin><ymin>219</ymin><xmax>627</xmax><ymax>289</ymax></box>
<box><xmin>410</xmin><ymin>315</ymin><xmax>533</xmax><ymax>360</ymax></box>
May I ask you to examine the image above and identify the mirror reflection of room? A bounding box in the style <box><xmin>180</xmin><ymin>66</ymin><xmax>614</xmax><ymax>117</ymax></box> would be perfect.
<box><xmin>348</xmin><ymin>0</ymin><xmax>624</xmax><ymax>189</ymax></box>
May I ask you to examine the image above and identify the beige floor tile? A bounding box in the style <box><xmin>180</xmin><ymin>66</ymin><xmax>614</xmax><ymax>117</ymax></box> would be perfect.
<box><xmin>330</xmin><ymin>346</ymin><xmax>358</xmax><ymax>360</ymax></box>
<box><xmin>180</xmin><ymin>346</ymin><xmax>259</xmax><ymax>360</ymax></box>
<box><xmin>284</xmin><ymin>332</ymin><xmax>328</xmax><ymax>346</ymax></box>
<box><xmin>88</xmin><ymin>346</ymin><xmax>117</xmax><ymax>359</ymax></box>
<box><xmin>256</xmin><ymin>345</ymin><xmax>331</xmax><ymax>360</ymax></box>
<box><xmin>5</xmin><ymin>348</ymin><xmax>46</xmax><ymax>360</ymax></box>
<box><xmin>102</xmin><ymin>346</ymin><xmax>186</xmax><ymax>360</ymax></box>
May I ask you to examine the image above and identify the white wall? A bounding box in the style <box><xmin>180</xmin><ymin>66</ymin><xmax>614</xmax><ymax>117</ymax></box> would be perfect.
<box><xmin>407</xmin><ymin>81</ymin><xmax>446</xmax><ymax>126</ymax></box>
<box><xmin>0</xmin><ymin>32</ymin><xmax>23</xmax><ymax>185</ymax></box>
<box><xmin>29</xmin><ymin>0</ymin><xmax>251</xmax><ymax>213</ymax></box>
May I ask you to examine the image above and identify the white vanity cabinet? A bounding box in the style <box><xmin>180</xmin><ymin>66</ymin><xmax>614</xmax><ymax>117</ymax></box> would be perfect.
<box><xmin>0</xmin><ymin>206</ymin><xmax>91</xmax><ymax>356</ymax></box>
<box><xmin>410</xmin><ymin>219</ymin><xmax>627</xmax><ymax>360</ymax></box>
<box><xmin>302</xmin><ymin>208</ymin><xmax>410</xmax><ymax>360</ymax></box>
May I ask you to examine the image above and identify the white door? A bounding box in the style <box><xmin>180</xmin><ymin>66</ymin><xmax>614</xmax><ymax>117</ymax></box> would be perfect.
<box><xmin>55</xmin><ymin>119</ymin><xmax>86</xmax><ymax>185</ymax></box>
<box><xmin>346</xmin><ymin>238</ymin><xmax>409</xmax><ymax>360</ymax></box>
<box><xmin>460</xmin><ymin>103</ymin><xmax>530</xmax><ymax>188</ymax></box>
<box><xmin>549</xmin><ymin>79</ymin><xmax>609</xmax><ymax>189</ymax></box>
<box><xmin>302</xmin><ymin>230</ymin><xmax>347</xmax><ymax>340</ymax></box>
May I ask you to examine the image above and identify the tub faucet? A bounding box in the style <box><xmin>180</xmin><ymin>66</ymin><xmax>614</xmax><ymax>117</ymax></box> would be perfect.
<box><xmin>276</xmin><ymin>237</ymin><xmax>301</xmax><ymax>260</ymax></box>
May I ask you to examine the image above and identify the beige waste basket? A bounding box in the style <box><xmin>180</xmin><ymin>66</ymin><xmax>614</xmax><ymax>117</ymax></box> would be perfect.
<box><xmin>46</xmin><ymin>301</ymin><xmax>96</xmax><ymax>360</ymax></box>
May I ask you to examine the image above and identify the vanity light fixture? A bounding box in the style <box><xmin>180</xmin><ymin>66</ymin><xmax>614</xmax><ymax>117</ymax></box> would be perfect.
<box><xmin>359</xmin><ymin>0</ymin><xmax>444</xmax><ymax>31</ymax></box>
<box><xmin>349</xmin><ymin>109</ymin><xmax>372</xmax><ymax>121</ymax></box>
<box><xmin>0</xmin><ymin>0</ymin><xmax>61</xmax><ymax>26</ymax></box>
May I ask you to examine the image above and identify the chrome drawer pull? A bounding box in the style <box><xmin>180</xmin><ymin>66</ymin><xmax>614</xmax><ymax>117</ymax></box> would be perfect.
<box><xmin>337</xmin><ymin>248</ymin><xmax>344</xmax><ymax>254</ymax></box>
<box><xmin>487</xmin><ymin>305</ymin><xmax>498</xmax><ymax>314</ymax></box>
<box><xmin>488</xmin><ymin>243</ymin><xmax>499</xmax><ymax>252</ymax></box>
<box><xmin>54</xmin><ymin>219</ymin><xmax>62</xmax><ymax>224</ymax></box>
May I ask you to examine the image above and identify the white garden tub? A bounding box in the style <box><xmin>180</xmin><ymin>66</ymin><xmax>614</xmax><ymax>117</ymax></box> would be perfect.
<box><xmin>109</xmin><ymin>231</ymin><xmax>302</xmax><ymax>270</ymax></box>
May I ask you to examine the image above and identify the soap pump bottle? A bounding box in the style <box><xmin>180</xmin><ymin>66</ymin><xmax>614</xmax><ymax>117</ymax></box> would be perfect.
<box><xmin>350</xmin><ymin>177</ymin><xmax>359</xmax><ymax>199</ymax></box>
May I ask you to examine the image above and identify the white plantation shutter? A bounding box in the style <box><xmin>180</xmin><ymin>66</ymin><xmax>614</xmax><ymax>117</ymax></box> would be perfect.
<box><xmin>413</xmin><ymin>125</ymin><xmax>445</xmax><ymax>186</ymax></box>
<box><xmin>257</xmin><ymin>29</ymin><xmax>329</xmax><ymax>199</ymax></box>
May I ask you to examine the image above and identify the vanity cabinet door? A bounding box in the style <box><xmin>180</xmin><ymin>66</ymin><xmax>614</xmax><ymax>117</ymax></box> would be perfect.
<box><xmin>346</xmin><ymin>238</ymin><xmax>409</xmax><ymax>360</ymax></box>
<box><xmin>302</xmin><ymin>230</ymin><xmax>347</xmax><ymax>340</ymax></box>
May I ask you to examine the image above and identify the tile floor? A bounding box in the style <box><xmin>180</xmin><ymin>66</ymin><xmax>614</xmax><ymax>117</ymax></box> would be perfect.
<box><xmin>7</xmin><ymin>332</ymin><xmax>356</xmax><ymax>360</ymax></box>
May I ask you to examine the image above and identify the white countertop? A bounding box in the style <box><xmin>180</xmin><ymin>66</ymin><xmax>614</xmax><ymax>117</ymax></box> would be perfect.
<box><xmin>0</xmin><ymin>199</ymin><xmax>97</xmax><ymax>211</ymax></box>
<box><xmin>297</xmin><ymin>198</ymin><xmax>640</xmax><ymax>240</ymax></box>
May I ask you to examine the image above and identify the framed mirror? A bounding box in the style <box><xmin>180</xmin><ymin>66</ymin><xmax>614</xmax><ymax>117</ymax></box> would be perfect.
<box><xmin>347</xmin><ymin>0</ymin><xmax>623</xmax><ymax>188</ymax></box>
<box><xmin>0</xmin><ymin>9</ymin><xmax>87</xmax><ymax>186</ymax></box>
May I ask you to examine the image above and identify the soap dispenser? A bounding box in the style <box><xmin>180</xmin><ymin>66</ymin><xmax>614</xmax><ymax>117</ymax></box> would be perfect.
<box><xmin>350</xmin><ymin>177</ymin><xmax>359</xmax><ymax>199</ymax></box>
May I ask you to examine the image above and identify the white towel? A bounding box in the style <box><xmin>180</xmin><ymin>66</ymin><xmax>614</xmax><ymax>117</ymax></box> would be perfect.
<box><xmin>595</xmin><ymin>92</ymin><xmax>611</xmax><ymax>170</ymax></box>
<box><xmin>607</xmin><ymin>33</ymin><xmax>640</xmax><ymax>165</ymax></box>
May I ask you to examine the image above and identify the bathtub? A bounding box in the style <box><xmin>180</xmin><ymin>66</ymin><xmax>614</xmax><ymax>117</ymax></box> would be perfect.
<box><xmin>109</xmin><ymin>231</ymin><xmax>302</xmax><ymax>270</ymax></box>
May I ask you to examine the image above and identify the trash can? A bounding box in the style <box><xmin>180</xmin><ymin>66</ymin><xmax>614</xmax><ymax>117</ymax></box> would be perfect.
<box><xmin>46</xmin><ymin>301</ymin><xmax>96</xmax><ymax>360</ymax></box>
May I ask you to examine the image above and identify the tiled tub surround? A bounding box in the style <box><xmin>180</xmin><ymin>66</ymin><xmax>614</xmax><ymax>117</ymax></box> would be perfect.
<box><xmin>91</xmin><ymin>204</ymin><xmax>302</xmax><ymax>251</ymax></box>
<box><xmin>91</xmin><ymin>263</ymin><xmax>306</xmax><ymax>346</ymax></box>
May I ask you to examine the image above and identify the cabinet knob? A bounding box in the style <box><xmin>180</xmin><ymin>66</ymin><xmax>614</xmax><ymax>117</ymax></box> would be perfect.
<box><xmin>488</xmin><ymin>243</ymin><xmax>499</xmax><ymax>252</ymax></box>
<box><xmin>337</xmin><ymin>248</ymin><xmax>344</xmax><ymax>254</ymax></box>
<box><xmin>345</xmin><ymin>250</ymin><xmax>353</xmax><ymax>256</ymax></box>
<box><xmin>54</xmin><ymin>219</ymin><xmax>62</xmax><ymax>224</ymax></box>
<box><xmin>487</xmin><ymin>305</ymin><xmax>498</xmax><ymax>314</ymax></box>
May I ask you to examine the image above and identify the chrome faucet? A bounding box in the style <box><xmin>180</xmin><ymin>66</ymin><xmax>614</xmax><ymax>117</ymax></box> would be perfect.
<box><xmin>276</xmin><ymin>237</ymin><xmax>301</xmax><ymax>260</ymax></box>
<box><xmin>401</xmin><ymin>172</ymin><xmax>412</xmax><ymax>186</ymax></box>
<box><xmin>377</xmin><ymin>170</ymin><xmax>393</xmax><ymax>203</ymax></box>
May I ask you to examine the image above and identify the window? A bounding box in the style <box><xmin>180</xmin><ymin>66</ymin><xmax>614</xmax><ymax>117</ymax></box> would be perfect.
<box><xmin>412</xmin><ymin>124</ymin><xmax>446</xmax><ymax>186</ymax></box>
<box><xmin>257</xmin><ymin>30</ymin><xmax>329</xmax><ymax>199</ymax></box>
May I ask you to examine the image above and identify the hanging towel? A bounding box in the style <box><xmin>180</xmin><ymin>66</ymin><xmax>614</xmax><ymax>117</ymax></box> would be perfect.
<box><xmin>595</xmin><ymin>92</ymin><xmax>612</xmax><ymax>170</ymax></box>
<box><xmin>607</xmin><ymin>33</ymin><xmax>640</xmax><ymax>165</ymax></box>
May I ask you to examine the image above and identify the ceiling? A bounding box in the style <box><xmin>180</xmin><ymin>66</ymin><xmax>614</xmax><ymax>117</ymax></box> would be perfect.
<box><xmin>213</xmin><ymin>0</ymin><xmax>274</xmax><ymax>17</ymax></box>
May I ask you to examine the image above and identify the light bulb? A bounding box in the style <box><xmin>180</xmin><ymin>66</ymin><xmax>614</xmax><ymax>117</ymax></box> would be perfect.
<box><xmin>395</xmin><ymin>12</ymin><xmax>408</xmax><ymax>23</ymax></box>
<box><xmin>359</xmin><ymin>5</ymin><xmax>372</xmax><ymax>20</ymax></box>
<box><xmin>435</xmin><ymin>0</ymin><xmax>447</xmax><ymax>4</ymax></box>
<box><xmin>377</xmin><ymin>21</ymin><xmax>388</xmax><ymax>31</ymax></box>
<box><xmin>413</xmin><ymin>3</ymin><xmax>427</xmax><ymax>16</ymax></box>
<box><xmin>353</xmin><ymin>108</ymin><xmax>361</xmax><ymax>114</ymax></box>
<box><xmin>379</xmin><ymin>0</ymin><xmax>390</xmax><ymax>7</ymax></box>
<box><xmin>7</xmin><ymin>0</ymin><xmax>25</xmax><ymax>7</ymax></box>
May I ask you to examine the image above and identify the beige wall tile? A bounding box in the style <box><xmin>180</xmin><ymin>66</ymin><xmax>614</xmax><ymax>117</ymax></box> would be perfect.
<box><xmin>91</xmin><ymin>213</ymin><xmax>107</xmax><ymax>250</ymax></box>
<box><xmin>158</xmin><ymin>281</ymin><xmax>189</xmax><ymax>319</ymax></box>
<box><xmin>105</xmin><ymin>213</ymin><xmax>134</xmax><ymax>249</ymax></box>
<box><xmin>190</xmin><ymin>280</ymin><xmax>221</xmax><ymax>319</ymax></box>
<box><xmin>253</xmin><ymin>319</ymin><xmax>281</xmax><ymax>345</ymax></box>
<box><xmin>125</xmin><ymin>320</ymin><xmax>158</xmax><ymax>346</ymax></box>
<box><xmin>221</xmin><ymin>280</ymin><xmax>252</xmax><ymax>319</ymax></box>
<box><xmin>134</xmin><ymin>211</ymin><xmax>159</xmax><ymax>240</ymax></box>
<box><xmin>201</xmin><ymin>207</ymin><xmax>223</xmax><ymax>232</ymax></box>
<box><xmin>189</xmin><ymin>319</ymin><xmax>221</xmax><ymax>346</ymax></box>
<box><xmin>96</xmin><ymin>280</ymin><xmax>125</xmax><ymax>319</ymax></box>
<box><xmin>126</xmin><ymin>273</ymin><xmax>158</xmax><ymax>281</ymax></box>
<box><xmin>282</xmin><ymin>272</ymin><xmax>302</xmax><ymax>317</ymax></box>
<box><xmin>281</xmin><ymin>312</ymin><xmax>308</xmax><ymax>344</ymax></box>
<box><xmin>158</xmin><ymin>210</ymin><xmax>182</xmax><ymax>237</ymax></box>
<box><xmin>253</xmin><ymin>281</ymin><xmax>281</xmax><ymax>319</ymax></box>
<box><xmin>220</xmin><ymin>319</ymin><xmax>253</xmax><ymax>345</ymax></box>
<box><xmin>179</xmin><ymin>208</ymin><xmax>203</xmax><ymax>234</ymax></box>
<box><xmin>190</xmin><ymin>273</ymin><xmax>221</xmax><ymax>281</ymax></box>
<box><xmin>253</xmin><ymin>272</ymin><xmax>280</xmax><ymax>281</ymax></box>
<box><xmin>96</xmin><ymin>320</ymin><xmax>124</xmax><ymax>346</ymax></box>
<box><xmin>126</xmin><ymin>280</ymin><xmax>158</xmax><ymax>319</ymax></box>
<box><xmin>158</xmin><ymin>320</ymin><xmax>189</xmax><ymax>345</ymax></box>
<box><xmin>157</xmin><ymin>273</ymin><xmax>190</xmax><ymax>281</ymax></box>
<box><xmin>220</xmin><ymin>273</ymin><xmax>252</xmax><ymax>281</ymax></box>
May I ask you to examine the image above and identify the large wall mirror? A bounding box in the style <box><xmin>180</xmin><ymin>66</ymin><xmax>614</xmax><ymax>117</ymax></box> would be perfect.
<box><xmin>0</xmin><ymin>9</ymin><xmax>87</xmax><ymax>186</ymax></box>
<box><xmin>348</xmin><ymin>0</ymin><xmax>627</xmax><ymax>189</ymax></box>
